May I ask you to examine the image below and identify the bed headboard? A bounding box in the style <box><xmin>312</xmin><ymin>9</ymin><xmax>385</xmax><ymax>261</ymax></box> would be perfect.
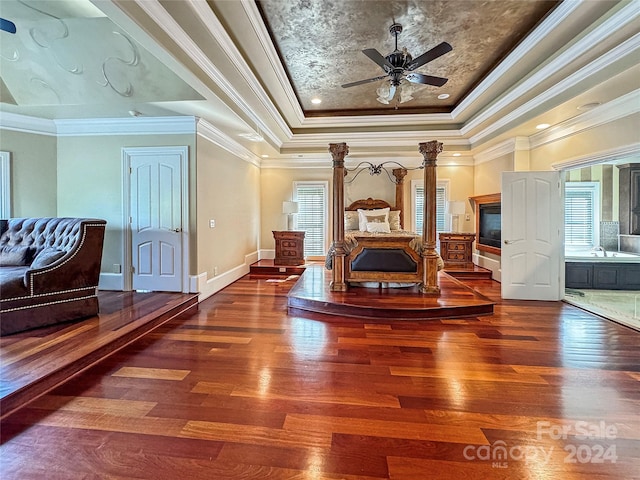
<box><xmin>345</xmin><ymin>198</ymin><xmax>399</xmax><ymax>211</ymax></box>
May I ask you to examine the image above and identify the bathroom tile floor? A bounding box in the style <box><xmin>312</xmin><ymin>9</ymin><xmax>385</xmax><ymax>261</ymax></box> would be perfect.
<box><xmin>564</xmin><ymin>288</ymin><xmax>640</xmax><ymax>331</ymax></box>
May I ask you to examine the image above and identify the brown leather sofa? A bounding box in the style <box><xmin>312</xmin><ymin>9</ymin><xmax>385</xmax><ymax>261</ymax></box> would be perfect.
<box><xmin>0</xmin><ymin>218</ymin><xmax>106</xmax><ymax>336</ymax></box>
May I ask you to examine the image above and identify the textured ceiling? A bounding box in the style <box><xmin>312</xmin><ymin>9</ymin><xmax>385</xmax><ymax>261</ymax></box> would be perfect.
<box><xmin>257</xmin><ymin>0</ymin><xmax>559</xmax><ymax>115</ymax></box>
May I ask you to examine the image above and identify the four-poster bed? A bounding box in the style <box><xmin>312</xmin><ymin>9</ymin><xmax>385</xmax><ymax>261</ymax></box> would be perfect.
<box><xmin>326</xmin><ymin>141</ymin><xmax>444</xmax><ymax>294</ymax></box>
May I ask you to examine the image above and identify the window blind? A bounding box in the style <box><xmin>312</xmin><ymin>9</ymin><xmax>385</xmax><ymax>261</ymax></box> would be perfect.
<box><xmin>565</xmin><ymin>183</ymin><xmax>598</xmax><ymax>247</ymax></box>
<box><xmin>415</xmin><ymin>185</ymin><xmax>446</xmax><ymax>233</ymax></box>
<box><xmin>294</xmin><ymin>182</ymin><xmax>327</xmax><ymax>256</ymax></box>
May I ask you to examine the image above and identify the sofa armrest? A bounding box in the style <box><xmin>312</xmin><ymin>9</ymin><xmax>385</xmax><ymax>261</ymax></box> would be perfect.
<box><xmin>25</xmin><ymin>221</ymin><xmax>106</xmax><ymax>295</ymax></box>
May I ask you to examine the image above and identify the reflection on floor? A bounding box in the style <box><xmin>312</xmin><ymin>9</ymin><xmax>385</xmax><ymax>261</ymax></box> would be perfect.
<box><xmin>565</xmin><ymin>288</ymin><xmax>640</xmax><ymax>331</ymax></box>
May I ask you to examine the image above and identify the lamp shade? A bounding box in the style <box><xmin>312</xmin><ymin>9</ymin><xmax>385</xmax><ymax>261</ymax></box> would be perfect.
<box><xmin>447</xmin><ymin>201</ymin><xmax>466</xmax><ymax>215</ymax></box>
<box><xmin>282</xmin><ymin>201</ymin><xmax>299</xmax><ymax>214</ymax></box>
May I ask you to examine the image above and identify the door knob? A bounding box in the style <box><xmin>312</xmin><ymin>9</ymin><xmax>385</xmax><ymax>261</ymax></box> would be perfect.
<box><xmin>171</xmin><ymin>228</ymin><xmax>181</xmax><ymax>233</ymax></box>
<box><xmin>503</xmin><ymin>239</ymin><xmax>511</xmax><ymax>244</ymax></box>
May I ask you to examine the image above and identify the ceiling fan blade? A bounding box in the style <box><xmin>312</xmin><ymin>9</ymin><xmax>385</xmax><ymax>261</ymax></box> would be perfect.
<box><xmin>362</xmin><ymin>48</ymin><xmax>394</xmax><ymax>72</ymax></box>
<box><xmin>341</xmin><ymin>75</ymin><xmax>388</xmax><ymax>88</ymax></box>
<box><xmin>406</xmin><ymin>42</ymin><xmax>452</xmax><ymax>71</ymax></box>
<box><xmin>406</xmin><ymin>72</ymin><xmax>448</xmax><ymax>87</ymax></box>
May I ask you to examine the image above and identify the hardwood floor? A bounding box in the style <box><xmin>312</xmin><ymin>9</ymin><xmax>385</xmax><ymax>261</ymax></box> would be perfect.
<box><xmin>1</xmin><ymin>275</ymin><xmax>639</xmax><ymax>479</ymax></box>
<box><xmin>0</xmin><ymin>291</ymin><xmax>198</xmax><ymax>419</ymax></box>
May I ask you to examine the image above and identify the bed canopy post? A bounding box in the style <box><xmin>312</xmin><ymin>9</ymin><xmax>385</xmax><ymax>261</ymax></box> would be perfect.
<box><xmin>419</xmin><ymin>141</ymin><xmax>442</xmax><ymax>294</ymax></box>
<box><xmin>392</xmin><ymin>168</ymin><xmax>407</xmax><ymax>228</ymax></box>
<box><xmin>329</xmin><ymin>142</ymin><xmax>349</xmax><ymax>291</ymax></box>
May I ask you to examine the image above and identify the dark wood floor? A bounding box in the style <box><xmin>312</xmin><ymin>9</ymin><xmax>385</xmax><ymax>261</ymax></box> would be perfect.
<box><xmin>1</xmin><ymin>274</ymin><xmax>639</xmax><ymax>479</ymax></box>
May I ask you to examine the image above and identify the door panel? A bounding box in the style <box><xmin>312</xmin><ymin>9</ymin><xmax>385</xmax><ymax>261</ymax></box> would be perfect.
<box><xmin>130</xmin><ymin>151</ymin><xmax>183</xmax><ymax>292</ymax></box>
<box><xmin>502</xmin><ymin>171</ymin><xmax>563</xmax><ymax>300</ymax></box>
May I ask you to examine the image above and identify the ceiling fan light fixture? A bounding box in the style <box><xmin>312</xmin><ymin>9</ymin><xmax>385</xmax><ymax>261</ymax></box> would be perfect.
<box><xmin>376</xmin><ymin>96</ymin><xmax>390</xmax><ymax>104</ymax></box>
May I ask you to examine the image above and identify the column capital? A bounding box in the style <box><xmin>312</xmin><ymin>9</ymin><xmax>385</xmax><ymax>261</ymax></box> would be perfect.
<box><xmin>419</xmin><ymin>141</ymin><xmax>443</xmax><ymax>167</ymax></box>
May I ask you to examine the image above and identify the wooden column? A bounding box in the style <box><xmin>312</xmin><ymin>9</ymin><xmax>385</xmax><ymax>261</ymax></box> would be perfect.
<box><xmin>392</xmin><ymin>168</ymin><xmax>407</xmax><ymax>228</ymax></box>
<box><xmin>329</xmin><ymin>143</ymin><xmax>349</xmax><ymax>291</ymax></box>
<box><xmin>419</xmin><ymin>140</ymin><xmax>442</xmax><ymax>294</ymax></box>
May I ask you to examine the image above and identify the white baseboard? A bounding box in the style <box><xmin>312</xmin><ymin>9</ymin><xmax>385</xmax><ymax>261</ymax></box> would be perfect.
<box><xmin>99</xmin><ymin>272</ymin><xmax>123</xmax><ymax>291</ymax></box>
<box><xmin>473</xmin><ymin>253</ymin><xmax>501</xmax><ymax>282</ymax></box>
<box><xmin>260</xmin><ymin>249</ymin><xmax>275</xmax><ymax>260</ymax></box>
<box><xmin>196</xmin><ymin>251</ymin><xmax>259</xmax><ymax>302</ymax></box>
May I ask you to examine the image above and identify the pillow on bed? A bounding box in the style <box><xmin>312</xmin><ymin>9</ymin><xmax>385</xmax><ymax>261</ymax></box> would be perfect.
<box><xmin>389</xmin><ymin>210</ymin><xmax>401</xmax><ymax>230</ymax></box>
<box><xmin>357</xmin><ymin>207</ymin><xmax>390</xmax><ymax>231</ymax></box>
<box><xmin>344</xmin><ymin>211</ymin><xmax>359</xmax><ymax>230</ymax></box>
<box><xmin>366</xmin><ymin>221</ymin><xmax>391</xmax><ymax>233</ymax></box>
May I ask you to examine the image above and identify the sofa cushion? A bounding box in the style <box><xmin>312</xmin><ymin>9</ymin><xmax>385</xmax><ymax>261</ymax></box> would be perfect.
<box><xmin>0</xmin><ymin>246</ymin><xmax>35</xmax><ymax>266</ymax></box>
<box><xmin>0</xmin><ymin>266</ymin><xmax>29</xmax><ymax>297</ymax></box>
<box><xmin>31</xmin><ymin>247</ymin><xmax>66</xmax><ymax>269</ymax></box>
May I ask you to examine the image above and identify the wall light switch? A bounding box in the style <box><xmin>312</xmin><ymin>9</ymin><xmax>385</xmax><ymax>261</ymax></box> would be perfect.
<box><xmin>465</xmin><ymin>214</ymin><xmax>470</xmax><ymax>221</ymax></box>
<box><xmin>209</xmin><ymin>219</ymin><xmax>215</xmax><ymax>228</ymax></box>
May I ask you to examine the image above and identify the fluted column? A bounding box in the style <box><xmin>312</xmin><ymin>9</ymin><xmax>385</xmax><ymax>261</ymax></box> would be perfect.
<box><xmin>392</xmin><ymin>168</ymin><xmax>407</xmax><ymax>228</ymax></box>
<box><xmin>419</xmin><ymin>141</ymin><xmax>442</xmax><ymax>294</ymax></box>
<box><xmin>329</xmin><ymin>143</ymin><xmax>349</xmax><ymax>291</ymax></box>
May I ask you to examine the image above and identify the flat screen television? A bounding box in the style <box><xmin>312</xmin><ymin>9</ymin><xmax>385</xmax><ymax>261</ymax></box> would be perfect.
<box><xmin>478</xmin><ymin>202</ymin><xmax>501</xmax><ymax>248</ymax></box>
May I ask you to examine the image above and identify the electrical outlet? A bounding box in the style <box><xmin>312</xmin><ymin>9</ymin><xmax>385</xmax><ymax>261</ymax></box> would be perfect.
<box><xmin>465</xmin><ymin>214</ymin><xmax>470</xmax><ymax>221</ymax></box>
<box><xmin>214</xmin><ymin>266</ymin><xmax>218</xmax><ymax>276</ymax></box>
<box><xmin>279</xmin><ymin>267</ymin><xmax>286</xmax><ymax>273</ymax></box>
<box><xmin>209</xmin><ymin>219</ymin><xmax>215</xmax><ymax>228</ymax></box>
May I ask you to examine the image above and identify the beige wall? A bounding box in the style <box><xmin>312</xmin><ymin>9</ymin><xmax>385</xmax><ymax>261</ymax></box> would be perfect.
<box><xmin>530</xmin><ymin>113</ymin><xmax>640</xmax><ymax>170</ymax></box>
<box><xmin>0</xmin><ymin>129</ymin><xmax>57</xmax><ymax>217</ymax></box>
<box><xmin>260</xmin><ymin>167</ymin><xmax>333</xmax><ymax>250</ymax></box>
<box><xmin>57</xmin><ymin>133</ymin><xmax>196</xmax><ymax>274</ymax></box>
<box><xmin>196</xmin><ymin>137</ymin><xmax>260</xmax><ymax>280</ymax></box>
<box><xmin>473</xmin><ymin>155</ymin><xmax>513</xmax><ymax>196</ymax></box>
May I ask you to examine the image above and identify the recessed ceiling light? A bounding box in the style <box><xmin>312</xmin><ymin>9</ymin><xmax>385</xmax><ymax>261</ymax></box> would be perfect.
<box><xmin>261</xmin><ymin>154</ymin><xmax>269</xmax><ymax>158</ymax></box>
<box><xmin>452</xmin><ymin>153</ymin><xmax>461</xmax><ymax>157</ymax></box>
<box><xmin>577</xmin><ymin>102</ymin><xmax>601</xmax><ymax>110</ymax></box>
<box><xmin>311</xmin><ymin>98</ymin><xmax>322</xmax><ymax>104</ymax></box>
<box><xmin>437</xmin><ymin>93</ymin><xmax>450</xmax><ymax>100</ymax></box>
<box><xmin>536</xmin><ymin>123</ymin><xmax>551</xmax><ymax>130</ymax></box>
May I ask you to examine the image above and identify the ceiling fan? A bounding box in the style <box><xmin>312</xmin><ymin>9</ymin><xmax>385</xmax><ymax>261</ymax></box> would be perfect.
<box><xmin>342</xmin><ymin>23</ymin><xmax>452</xmax><ymax>103</ymax></box>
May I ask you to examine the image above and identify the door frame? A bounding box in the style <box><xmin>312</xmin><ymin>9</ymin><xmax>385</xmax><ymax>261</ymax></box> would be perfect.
<box><xmin>122</xmin><ymin>146</ymin><xmax>190</xmax><ymax>292</ymax></box>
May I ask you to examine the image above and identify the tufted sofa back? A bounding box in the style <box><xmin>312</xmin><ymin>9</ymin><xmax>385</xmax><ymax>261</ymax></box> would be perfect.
<box><xmin>0</xmin><ymin>218</ymin><xmax>103</xmax><ymax>255</ymax></box>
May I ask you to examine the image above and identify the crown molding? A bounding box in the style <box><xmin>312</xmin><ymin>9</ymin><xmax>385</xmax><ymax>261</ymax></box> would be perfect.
<box><xmin>282</xmin><ymin>129</ymin><xmax>468</xmax><ymax>149</ymax></box>
<box><xmin>241</xmin><ymin>0</ymin><xmax>305</xmax><ymax>127</ymax></box>
<box><xmin>54</xmin><ymin>116</ymin><xmax>196</xmax><ymax>136</ymax></box>
<box><xmin>196</xmin><ymin>118</ymin><xmax>261</xmax><ymax>167</ymax></box>
<box><xmin>530</xmin><ymin>89</ymin><xmax>640</xmax><ymax>149</ymax></box>
<box><xmin>453</xmin><ymin>0</ymin><xmax>582</xmax><ymax>119</ymax></box>
<box><xmin>135</xmin><ymin>0</ymin><xmax>286</xmax><ymax>148</ymax></box>
<box><xmin>0</xmin><ymin>112</ymin><xmax>57</xmax><ymax>136</ymax></box>
<box><xmin>300</xmin><ymin>112</ymin><xmax>454</xmax><ymax>128</ymax></box>
<box><xmin>473</xmin><ymin>137</ymin><xmax>530</xmax><ymax>165</ymax></box>
<box><xmin>187</xmin><ymin>0</ymin><xmax>291</xmax><ymax>143</ymax></box>
<box><xmin>551</xmin><ymin>142</ymin><xmax>640</xmax><ymax>171</ymax></box>
<box><xmin>465</xmin><ymin>1</ymin><xmax>640</xmax><ymax>145</ymax></box>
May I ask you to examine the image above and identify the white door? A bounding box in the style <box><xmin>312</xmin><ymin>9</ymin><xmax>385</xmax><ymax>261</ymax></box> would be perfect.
<box><xmin>130</xmin><ymin>150</ymin><xmax>183</xmax><ymax>292</ymax></box>
<box><xmin>501</xmin><ymin>171</ymin><xmax>563</xmax><ymax>300</ymax></box>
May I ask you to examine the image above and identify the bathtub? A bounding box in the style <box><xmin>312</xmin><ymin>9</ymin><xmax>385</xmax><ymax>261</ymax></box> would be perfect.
<box><xmin>566</xmin><ymin>250</ymin><xmax>640</xmax><ymax>262</ymax></box>
<box><xmin>565</xmin><ymin>250</ymin><xmax>640</xmax><ymax>290</ymax></box>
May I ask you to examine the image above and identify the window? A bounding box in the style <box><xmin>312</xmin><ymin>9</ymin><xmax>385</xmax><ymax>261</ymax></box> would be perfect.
<box><xmin>294</xmin><ymin>181</ymin><xmax>328</xmax><ymax>257</ymax></box>
<box><xmin>565</xmin><ymin>182</ymin><xmax>600</xmax><ymax>250</ymax></box>
<box><xmin>412</xmin><ymin>180</ymin><xmax>448</xmax><ymax>235</ymax></box>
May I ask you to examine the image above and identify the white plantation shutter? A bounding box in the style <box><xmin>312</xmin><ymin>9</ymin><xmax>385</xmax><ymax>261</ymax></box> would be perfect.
<box><xmin>565</xmin><ymin>182</ymin><xmax>599</xmax><ymax>248</ymax></box>
<box><xmin>413</xmin><ymin>182</ymin><xmax>447</xmax><ymax>234</ymax></box>
<box><xmin>294</xmin><ymin>181</ymin><xmax>328</xmax><ymax>256</ymax></box>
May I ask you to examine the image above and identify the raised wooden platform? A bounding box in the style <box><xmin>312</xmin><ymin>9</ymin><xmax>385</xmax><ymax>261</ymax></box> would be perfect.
<box><xmin>287</xmin><ymin>264</ymin><xmax>495</xmax><ymax>320</ymax></box>
<box><xmin>443</xmin><ymin>264</ymin><xmax>493</xmax><ymax>279</ymax></box>
<box><xmin>0</xmin><ymin>291</ymin><xmax>198</xmax><ymax>420</ymax></box>
<box><xmin>249</xmin><ymin>259</ymin><xmax>313</xmax><ymax>276</ymax></box>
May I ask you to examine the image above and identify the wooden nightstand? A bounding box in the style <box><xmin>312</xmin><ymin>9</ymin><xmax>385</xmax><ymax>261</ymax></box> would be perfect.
<box><xmin>273</xmin><ymin>231</ymin><xmax>305</xmax><ymax>266</ymax></box>
<box><xmin>439</xmin><ymin>233</ymin><xmax>475</xmax><ymax>269</ymax></box>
